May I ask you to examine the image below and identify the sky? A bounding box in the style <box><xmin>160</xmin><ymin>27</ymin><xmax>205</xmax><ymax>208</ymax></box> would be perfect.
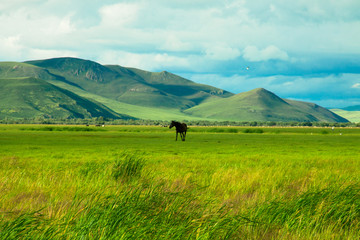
<box><xmin>1</xmin><ymin>0</ymin><xmax>360</xmax><ymax>108</ymax></box>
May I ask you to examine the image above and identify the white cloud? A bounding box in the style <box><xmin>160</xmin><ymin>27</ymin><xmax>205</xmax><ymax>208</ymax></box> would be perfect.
<box><xmin>205</xmin><ymin>45</ymin><xmax>241</xmax><ymax>61</ymax></box>
<box><xmin>244</xmin><ymin>0</ymin><xmax>360</xmax><ymax>23</ymax></box>
<box><xmin>0</xmin><ymin>35</ymin><xmax>77</xmax><ymax>61</ymax></box>
<box><xmin>0</xmin><ymin>0</ymin><xmax>42</xmax><ymax>11</ymax></box>
<box><xmin>98</xmin><ymin>51</ymin><xmax>191</xmax><ymax>71</ymax></box>
<box><xmin>56</xmin><ymin>15</ymin><xmax>76</xmax><ymax>34</ymax></box>
<box><xmin>99</xmin><ymin>3</ymin><xmax>141</xmax><ymax>27</ymax></box>
<box><xmin>27</xmin><ymin>48</ymin><xmax>77</xmax><ymax>60</ymax></box>
<box><xmin>161</xmin><ymin>35</ymin><xmax>192</xmax><ymax>52</ymax></box>
<box><xmin>352</xmin><ymin>83</ymin><xmax>360</xmax><ymax>89</ymax></box>
<box><xmin>1</xmin><ymin>0</ymin><xmax>359</xmax><ymax>65</ymax></box>
<box><xmin>0</xmin><ymin>36</ymin><xmax>23</xmax><ymax>59</ymax></box>
<box><xmin>243</xmin><ymin>45</ymin><xmax>289</xmax><ymax>62</ymax></box>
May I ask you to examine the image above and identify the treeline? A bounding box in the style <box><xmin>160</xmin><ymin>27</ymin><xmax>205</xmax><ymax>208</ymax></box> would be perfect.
<box><xmin>1</xmin><ymin>117</ymin><xmax>359</xmax><ymax>127</ymax></box>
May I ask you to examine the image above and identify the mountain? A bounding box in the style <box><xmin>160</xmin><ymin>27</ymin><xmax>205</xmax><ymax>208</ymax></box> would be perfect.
<box><xmin>331</xmin><ymin>109</ymin><xmax>360</xmax><ymax>123</ymax></box>
<box><xmin>342</xmin><ymin>105</ymin><xmax>360</xmax><ymax>111</ymax></box>
<box><xmin>0</xmin><ymin>57</ymin><xmax>349</xmax><ymax>122</ymax></box>
<box><xmin>0</xmin><ymin>77</ymin><xmax>131</xmax><ymax>119</ymax></box>
<box><xmin>184</xmin><ymin>88</ymin><xmax>348</xmax><ymax>122</ymax></box>
<box><xmin>25</xmin><ymin>57</ymin><xmax>232</xmax><ymax>109</ymax></box>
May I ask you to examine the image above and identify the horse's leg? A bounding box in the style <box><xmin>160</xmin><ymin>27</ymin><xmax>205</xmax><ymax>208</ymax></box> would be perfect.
<box><xmin>176</xmin><ymin>131</ymin><xmax>178</xmax><ymax>141</ymax></box>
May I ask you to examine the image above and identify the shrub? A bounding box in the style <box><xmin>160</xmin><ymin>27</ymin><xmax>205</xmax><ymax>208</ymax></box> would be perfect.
<box><xmin>226</xmin><ymin>128</ymin><xmax>238</xmax><ymax>133</ymax></box>
<box><xmin>243</xmin><ymin>129</ymin><xmax>264</xmax><ymax>134</ymax></box>
<box><xmin>19</xmin><ymin>126</ymin><xmax>105</xmax><ymax>132</ymax></box>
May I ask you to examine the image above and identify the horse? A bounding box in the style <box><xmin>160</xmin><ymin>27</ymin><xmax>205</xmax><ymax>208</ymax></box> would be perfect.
<box><xmin>169</xmin><ymin>121</ymin><xmax>188</xmax><ymax>141</ymax></box>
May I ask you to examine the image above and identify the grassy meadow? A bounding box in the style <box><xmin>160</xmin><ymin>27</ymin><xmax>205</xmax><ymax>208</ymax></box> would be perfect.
<box><xmin>0</xmin><ymin>124</ymin><xmax>360</xmax><ymax>239</ymax></box>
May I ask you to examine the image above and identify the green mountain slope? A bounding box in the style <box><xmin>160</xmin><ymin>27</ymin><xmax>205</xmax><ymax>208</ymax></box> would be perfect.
<box><xmin>185</xmin><ymin>88</ymin><xmax>348</xmax><ymax>122</ymax></box>
<box><xmin>125</xmin><ymin>68</ymin><xmax>233</xmax><ymax>104</ymax></box>
<box><xmin>0</xmin><ymin>62</ymin><xmax>58</xmax><ymax>80</ymax></box>
<box><xmin>26</xmin><ymin>57</ymin><xmax>232</xmax><ymax>109</ymax></box>
<box><xmin>0</xmin><ymin>77</ymin><xmax>130</xmax><ymax>119</ymax></box>
<box><xmin>0</xmin><ymin>61</ymin><xmax>83</xmax><ymax>89</ymax></box>
<box><xmin>284</xmin><ymin>99</ymin><xmax>348</xmax><ymax>122</ymax></box>
<box><xmin>331</xmin><ymin>109</ymin><xmax>360</xmax><ymax>123</ymax></box>
<box><xmin>46</xmin><ymin>80</ymin><xmax>207</xmax><ymax>121</ymax></box>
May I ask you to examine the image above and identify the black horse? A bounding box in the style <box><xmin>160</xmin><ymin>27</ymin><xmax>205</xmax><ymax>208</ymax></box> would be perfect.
<box><xmin>169</xmin><ymin>121</ymin><xmax>187</xmax><ymax>141</ymax></box>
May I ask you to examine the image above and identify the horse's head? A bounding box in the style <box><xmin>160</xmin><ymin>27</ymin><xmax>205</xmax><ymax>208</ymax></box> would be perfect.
<box><xmin>169</xmin><ymin>121</ymin><xmax>175</xmax><ymax>129</ymax></box>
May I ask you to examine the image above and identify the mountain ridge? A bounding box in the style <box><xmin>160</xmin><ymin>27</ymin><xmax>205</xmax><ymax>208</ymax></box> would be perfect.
<box><xmin>184</xmin><ymin>87</ymin><xmax>348</xmax><ymax>122</ymax></box>
<box><xmin>0</xmin><ymin>57</ymin><xmax>349</xmax><ymax>122</ymax></box>
<box><xmin>25</xmin><ymin>57</ymin><xmax>232</xmax><ymax>109</ymax></box>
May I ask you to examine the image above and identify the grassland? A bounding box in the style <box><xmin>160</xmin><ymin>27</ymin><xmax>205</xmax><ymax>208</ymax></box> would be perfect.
<box><xmin>1</xmin><ymin>125</ymin><xmax>360</xmax><ymax>239</ymax></box>
<box><xmin>331</xmin><ymin>109</ymin><xmax>360</xmax><ymax>123</ymax></box>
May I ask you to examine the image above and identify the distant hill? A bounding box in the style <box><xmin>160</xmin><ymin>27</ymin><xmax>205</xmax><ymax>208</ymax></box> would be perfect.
<box><xmin>331</xmin><ymin>109</ymin><xmax>360</xmax><ymax>123</ymax></box>
<box><xmin>0</xmin><ymin>57</ymin><xmax>349</xmax><ymax>122</ymax></box>
<box><xmin>330</xmin><ymin>105</ymin><xmax>360</xmax><ymax>123</ymax></box>
<box><xmin>0</xmin><ymin>77</ymin><xmax>131</xmax><ymax>119</ymax></box>
<box><xmin>342</xmin><ymin>105</ymin><xmax>360</xmax><ymax>111</ymax></box>
<box><xmin>185</xmin><ymin>88</ymin><xmax>348</xmax><ymax>122</ymax></box>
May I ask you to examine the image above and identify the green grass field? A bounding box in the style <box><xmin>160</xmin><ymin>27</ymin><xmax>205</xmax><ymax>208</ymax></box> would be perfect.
<box><xmin>1</xmin><ymin>125</ymin><xmax>360</xmax><ymax>239</ymax></box>
<box><xmin>331</xmin><ymin>109</ymin><xmax>360</xmax><ymax>123</ymax></box>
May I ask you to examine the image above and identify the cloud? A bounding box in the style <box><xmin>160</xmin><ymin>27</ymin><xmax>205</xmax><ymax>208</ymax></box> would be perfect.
<box><xmin>161</xmin><ymin>35</ymin><xmax>192</xmax><ymax>52</ymax></box>
<box><xmin>27</xmin><ymin>49</ymin><xmax>78</xmax><ymax>60</ymax></box>
<box><xmin>351</xmin><ymin>83</ymin><xmax>360</xmax><ymax>89</ymax></box>
<box><xmin>1</xmin><ymin>0</ymin><xmax>359</xmax><ymax>65</ymax></box>
<box><xmin>0</xmin><ymin>36</ymin><xmax>23</xmax><ymax>59</ymax></box>
<box><xmin>205</xmin><ymin>45</ymin><xmax>241</xmax><ymax>61</ymax></box>
<box><xmin>99</xmin><ymin>3</ymin><xmax>141</xmax><ymax>28</ymax></box>
<box><xmin>0</xmin><ymin>35</ymin><xmax>77</xmax><ymax>61</ymax></box>
<box><xmin>244</xmin><ymin>0</ymin><xmax>360</xmax><ymax>24</ymax></box>
<box><xmin>98</xmin><ymin>51</ymin><xmax>191</xmax><ymax>71</ymax></box>
<box><xmin>243</xmin><ymin>45</ymin><xmax>289</xmax><ymax>62</ymax></box>
<box><xmin>56</xmin><ymin>15</ymin><xmax>76</xmax><ymax>34</ymax></box>
<box><xmin>0</xmin><ymin>0</ymin><xmax>42</xmax><ymax>11</ymax></box>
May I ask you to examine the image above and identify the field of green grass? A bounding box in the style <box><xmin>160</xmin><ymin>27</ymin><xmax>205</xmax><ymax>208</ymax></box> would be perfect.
<box><xmin>331</xmin><ymin>109</ymin><xmax>360</xmax><ymax>123</ymax></box>
<box><xmin>1</xmin><ymin>125</ymin><xmax>360</xmax><ymax>239</ymax></box>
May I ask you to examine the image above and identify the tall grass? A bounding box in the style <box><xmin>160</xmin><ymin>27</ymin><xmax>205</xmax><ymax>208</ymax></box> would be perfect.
<box><xmin>253</xmin><ymin>184</ymin><xmax>360</xmax><ymax>230</ymax></box>
<box><xmin>3</xmin><ymin>181</ymin><xmax>360</xmax><ymax>239</ymax></box>
<box><xmin>0</xmin><ymin>181</ymin><xmax>252</xmax><ymax>239</ymax></box>
<box><xmin>1</xmin><ymin>125</ymin><xmax>360</xmax><ymax>239</ymax></box>
<box><xmin>112</xmin><ymin>152</ymin><xmax>146</xmax><ymax>181</ymax></box>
